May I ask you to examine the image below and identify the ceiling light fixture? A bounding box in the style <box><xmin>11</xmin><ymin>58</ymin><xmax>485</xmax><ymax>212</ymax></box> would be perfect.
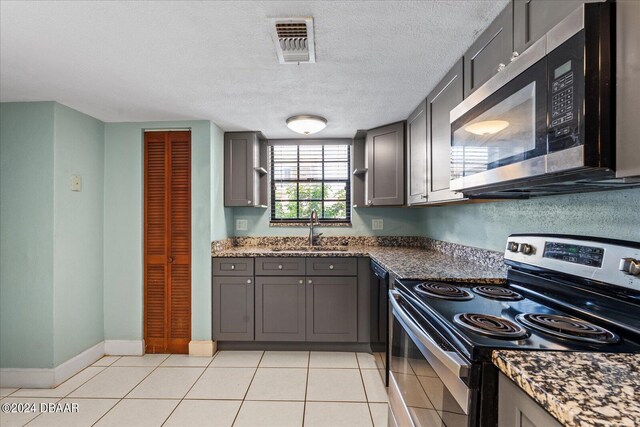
<box><xmin>465</xmin><ymin>120</ymin><xmax>509</xmax><ymax>136</ymax></box>
<box><xmin>286</xmin><ymin>115</ymin><xmax>327</xmax><ymax>135</ymax></box>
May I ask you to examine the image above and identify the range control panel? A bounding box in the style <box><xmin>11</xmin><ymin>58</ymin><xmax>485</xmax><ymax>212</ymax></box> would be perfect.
<box><xmin>543</xmin><ymin>242</ymin><xmax>604</xmax><ymax>268</ymax></box>
<box><xmin>504</xmin><ymin>235</ymin><xmax>640</xmax><ymax>292</ymax></box>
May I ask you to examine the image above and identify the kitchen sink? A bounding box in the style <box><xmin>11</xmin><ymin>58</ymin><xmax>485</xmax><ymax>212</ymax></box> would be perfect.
<box><xmin>269</xmin><ymin>246</ymin><xmax>349</xmax><ymax>252</ymax></box>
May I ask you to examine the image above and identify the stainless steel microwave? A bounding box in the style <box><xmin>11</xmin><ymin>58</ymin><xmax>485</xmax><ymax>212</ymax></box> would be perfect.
<box><xmin>449</xmin><ymin>2</ymin><xmax>640</xmax><ymax>198</ymax></box>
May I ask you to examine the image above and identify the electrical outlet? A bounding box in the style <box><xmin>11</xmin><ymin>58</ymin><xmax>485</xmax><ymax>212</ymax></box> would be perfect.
<box><xmin>372</xmin><ymin>218</ymin><xmax>384</xmax><ymax>230</ymax></box>
<box><xmin>71</xmin><ymin>174</ymin><xmax>82</xmax><ymax>192</ymax></box>
<box><xmin>236</xmin><ymin>219</ymin><xmax>248</xmax><ymax>231</ymax></box>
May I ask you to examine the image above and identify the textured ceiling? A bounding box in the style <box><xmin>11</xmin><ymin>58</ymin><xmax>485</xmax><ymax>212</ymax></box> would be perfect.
<box><xmin>0</xmin><ymin>0</ymin><xmax>508</xmax><ymax>138</ymax></box>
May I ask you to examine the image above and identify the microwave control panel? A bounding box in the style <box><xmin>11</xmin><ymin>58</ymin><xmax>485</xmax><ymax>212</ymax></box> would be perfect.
<box><xmin>547</xmin><ymin>31</ymin><xmax>584</xmax><ymax>153</ymax></box>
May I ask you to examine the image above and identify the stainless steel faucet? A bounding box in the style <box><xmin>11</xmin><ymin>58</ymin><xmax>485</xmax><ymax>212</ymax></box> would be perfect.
<box><xmin>309</xmin><ymin>210</ymin><xmax>322</xmax><ymax>246</ymax></box>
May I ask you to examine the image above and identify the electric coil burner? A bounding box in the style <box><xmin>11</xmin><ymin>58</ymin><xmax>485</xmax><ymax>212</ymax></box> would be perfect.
<box><xmin>391</xmin><ymin>233</ymin><xmax>640</xmax><ymax>427</ymax></box>
<box><xmin>471</xmin><ymin>285</ymin><xmax>523</xmax><ymax>301</ymax></box>
<box><xmin>454</xmin><ymin>313</ymin><xmax>528</xmax><ymax>339</ymax></box>
<box><xmin>414</xmin><ymin>282</ymin><xmax>473</xmax><ymax>300</ymax></box>
<box><xmin>516</xmin><ymin>313</ymin><xmax>620</xmax><ymax>344</ymax></box>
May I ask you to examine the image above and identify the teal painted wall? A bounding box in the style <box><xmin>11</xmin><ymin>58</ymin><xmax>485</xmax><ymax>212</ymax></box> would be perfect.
<box><xmin>52</xmin><ymin>103</ymin><xmax>105</xmax><ymax>366</ymax></box>
<box><xmin>104</xmin><ymin>120</ymin><xmax>227</xmax><ymax>343</ymax></box>
<box><xmin>420</xmin><ymin>188</ymin><xmax>640</xmax><ymax>251</ymax></box>
<box><xmin>0</xmin><ymin>102</ymin><xmax>56</xmax><ymax>369</ymax></box>
<box><xmin>231</xmin><ymin>207</ymin><xmax>422</xmax><ymax>237</ymax></box>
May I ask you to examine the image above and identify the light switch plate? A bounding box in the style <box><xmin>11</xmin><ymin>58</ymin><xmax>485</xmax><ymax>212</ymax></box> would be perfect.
<box><xmin>71</xmin><ymin>174</ymin><xmax>82</xmax><ymax>192</ymax></box>
<box><xmin>236</xmin><ymin>219</ymin><xmax>248</xmax><ymax>231</ymax></box>
<box><xmin>372</xmin><ymin>219</ymin><xmax>384</xmax><ymax>230</ymax></box>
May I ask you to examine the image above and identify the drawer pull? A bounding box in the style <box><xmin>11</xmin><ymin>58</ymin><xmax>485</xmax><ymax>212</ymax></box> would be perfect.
<box><xmin>299</xmin><ymin>279</ymin><xmax>303</xmax><ymax>284</ymax></box>
<box><xmin>308</xmin><ymin>280</ymin><xmax>313</xmax><ymax>285</ymax></box>
<box><xmin>247</xmin><ymin>279</ymin><xmax>252</xmax><ymax>284</ymax></box>
<box><xmin>230</xmin><ymin>265</ymin><xmax>235</xmax><ymax>270</ymax></box>
<box><xmin>329</xmin><ymin>265</ymin><xmax>334</xmax><ymax>270</ymax></box>
<box><xmin>278</xmin><ymin>264</ymin><xmax>283</xmax><ymax>270</ymax></box>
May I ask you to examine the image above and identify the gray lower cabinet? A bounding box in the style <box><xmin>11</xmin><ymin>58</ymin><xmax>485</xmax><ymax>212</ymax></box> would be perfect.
<box><xmin>407</xmin><ymin>100</ymin><xmax>428</xmax><ymax>205</ymax></box>
<box><xmin>426</xmin><ymin>58</ymin><xmax>465</xmax><ymax>203</ymax></box>
<box><xmin>255</xmin><ymin>276</ymin><xmax>306</xmax><ymax>341</ymax></box>
<box><xmin>306</xmin><ymin>276</ymin><xmax>358</xmax><ymax>342</ymax></box>
<box><xmin>463</xmin><ymin>3</ymin><xmax>514</xmax><ymax>97</ymax></box>
<box><xmin>498</xmin><ymin>373</ymin><xmax>562</xmax><ymax>427</ymax></box>
<box><xmin>212</xmin><ymin>276</ymin><xmax>254</xmax><ymax>341</ymax></box>
<box><xmin>365</xmin><ymin>122</ymin><xmax>405</xmax><ymax>206</ymax></box>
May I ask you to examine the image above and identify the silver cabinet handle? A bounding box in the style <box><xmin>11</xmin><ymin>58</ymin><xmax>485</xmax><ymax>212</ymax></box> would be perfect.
<box><xmin>511</xmin><ymin>51</ymin><xmax>519</xmax><ymax>62</ymax></box>
<box><xmin>308</xmin><ymin>280</ymin><xmax>313</xmax><ymax>284</ymax></box>
<box><xmin>247</xmin><ymin>200</ymin><xmax>252</xmax><ymax>205</ymax></box>
<box><xmin>278</xmin><ymin>264</ymin><xmax>283</xmax><ymax>270</ymax></box>
<box><xmin>367</xmin><ymin>200</ymin><xmax>373</xmax><ymax>206</ymax></box>
<box><xmin>329</xmin><ymin>265</ymin><xmax>334</xmax><ymax>270</ymax></box>
<box><xmin>497</xmin><ymin>63</ymin><xmax>506</xmax><ymax>72</ymax></box>
<box><xmin>230</xmin><ymin>265</ymin><xmax>235</xmax><ymax>270</ymax></box>
<box><xmin>247</xmin><ymin>279</ymin><xmax>252</xmax><ymax>284</ymax></box>
<box><xmin>299</xmin><ymin>279</ymin><xmax>304</xmax><ymax>284</ymax></box>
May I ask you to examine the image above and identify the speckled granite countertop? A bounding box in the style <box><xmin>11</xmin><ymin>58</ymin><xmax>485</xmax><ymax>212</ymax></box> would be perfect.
<box><xmin>493</xmin><ymin>350</ymin><xmax>640</xmax><ymax>427</ymax></box>
<box><xmin>212</xmin><ymin>246</ymin><xmax>507</xmax><ymax>283</ymax></box>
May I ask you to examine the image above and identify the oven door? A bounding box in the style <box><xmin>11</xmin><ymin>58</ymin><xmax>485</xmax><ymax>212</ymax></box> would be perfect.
<box><xmin>450</xmin><ymin>39</ymin><xmax>549</xmax><ymax>193</ymax></box>
<box><xmin>388</xmin><ymin>289</ymin><xmax>475</xmax><ymax>427</ymax></box>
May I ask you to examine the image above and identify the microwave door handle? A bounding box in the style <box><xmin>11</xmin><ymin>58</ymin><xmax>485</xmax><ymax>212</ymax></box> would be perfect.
<box><xmin>389</xmin><ymin>290</ymin><xmax>470</xmax><ymax>378</ymax></box>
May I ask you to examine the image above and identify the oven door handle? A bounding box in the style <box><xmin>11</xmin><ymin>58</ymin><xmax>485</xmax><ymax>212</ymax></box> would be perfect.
<box><xmin>389</xmin><ymin>289</ymin><xmax>470</xmax><ymax>378</ymax></box>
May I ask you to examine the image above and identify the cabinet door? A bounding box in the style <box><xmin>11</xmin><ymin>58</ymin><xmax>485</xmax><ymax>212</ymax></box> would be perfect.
<box><xmin>224</xmin><ymin>132</ymin><xmax>258</xmax><ymax>206</ymax></box>
<box><xmin>464</xmin><ymin>4</ymin><xmax>513</xmax><ymax>97</ymax></box>
<box><xmin>255</xmin><ymin>276</ymin><xmax>306</xmax><ymax>341</ymax></box>
<box><xmin>306</xmin><ymin>276</ymin><xmax>357</xmax><ymax>342</ymax></box>
<box><xmin>498</xmin><ymin>373</ymin><xmax>562</xmax><ymax>427</ymax></box>
<box><xmin>426</xmin><ymin>59</ymin><xmax>465</xmax><ymax>203</ymax></box>
<box><xmin>365</xmin><ymin>122</ymin><xmax>405</xmax><ymax>206</ymax></box>
<box><xmin>212</xmin><ymin>276</ymin><xmax>254</xmax><ymax>341</ymax></box>
<box><xmin>513</xmin><ymin>0</ymin><xmax>587</xmax><ymax>55</ymax></box>
<box><xmin>407</xmin><ymin>100</ymin><xmax>428</xmax><ymax>205</ymax></box>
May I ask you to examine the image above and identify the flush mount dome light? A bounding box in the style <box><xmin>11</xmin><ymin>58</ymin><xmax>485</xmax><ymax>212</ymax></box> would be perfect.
<box><xmin>286</xmin><ymin>115</ymin><xmax>327</xmax><ymax>135</ymax></box>
<box><xmin>465</xmin><ymin>120</ymin><xmax>509</xmax><ymax>135</ymax></box>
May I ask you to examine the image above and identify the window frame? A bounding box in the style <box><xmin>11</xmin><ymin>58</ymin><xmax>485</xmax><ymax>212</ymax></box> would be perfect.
<box><xmin>269</xmin><ymin>143</ymin><xmax>351</xmax><ymax>224</ymax></box>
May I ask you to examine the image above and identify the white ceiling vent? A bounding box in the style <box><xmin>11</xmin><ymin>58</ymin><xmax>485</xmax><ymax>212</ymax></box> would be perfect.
<box><xmin>269</xmin><ymin>17</ymin><xmax>315</xmax><ymax>64</ymax></box>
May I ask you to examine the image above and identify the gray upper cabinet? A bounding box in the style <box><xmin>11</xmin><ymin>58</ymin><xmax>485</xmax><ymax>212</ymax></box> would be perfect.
<box><xmin>306</xmin><ymin>276</ymin><xmax>358</xmax><ymax>342</ymax></box>
<box><xmin>365</xmin><ymin>122</ymin><xmax>405</xmax><ymax>206</ymax></box>
<box><xmin>255</xmin><ymin>276</ymin><xmax>306</xmax><ymax>341</ymax></box>
<box><xmin>407</xmin><ymin>100</ymin><xmax>428</xmax><ymax>205</ymax></box>
<box><xmin>463</xmin><ymin>4</ymin><xmax>514</xmax><ymax>97</ymax></box>
<box><xmin>212</xmin><ymin>276</ymin><xmax>254</xmax><ymax>341</ymax></box>
<box><xmin>513</xmin><ymin>0</ymin><xmax>588</xmax><ymax>55</ymax></box>
<box><xmin>426</xmin><ymin>58</ymin><xmax>465</xmax><ymax>204</ymax></box>
<box><xmin>224</xmin><ymin>132</ymin><xmax>267</xmax><ymax>207</ymax></box>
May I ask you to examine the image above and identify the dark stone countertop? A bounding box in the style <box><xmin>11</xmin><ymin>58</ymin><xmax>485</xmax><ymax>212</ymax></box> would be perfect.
<box><xmin>493</xmin><ymin>350</ymin><xmax>640</xmax><ymax>427</ymax></box>
<box><xmin>212</xmin><ymin>245</ymin><xmax>507</xmax><ymax>283</ymax></box>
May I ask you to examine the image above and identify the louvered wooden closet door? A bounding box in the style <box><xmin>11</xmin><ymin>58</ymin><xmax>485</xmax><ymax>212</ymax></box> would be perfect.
<box><xmin>144</xmin><ymin>131</ymin><xmax>191</xmax><ymax>354</ymax></box>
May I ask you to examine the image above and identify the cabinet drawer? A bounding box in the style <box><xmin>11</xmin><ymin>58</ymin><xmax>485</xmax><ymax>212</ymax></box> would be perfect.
<box><xmin>213</xmin><ymin>258</ymin><xmax>254</xmax><ymax>276</ymax></box>
<box><xmin>255</xmin><ymin>258</ymin><xmax>306</xmax><ymax>276</ymax></box>
<box><xmin>306</xmin><ymin>258</ymin><xmax>357</xmax><ymax>276</ymax></box>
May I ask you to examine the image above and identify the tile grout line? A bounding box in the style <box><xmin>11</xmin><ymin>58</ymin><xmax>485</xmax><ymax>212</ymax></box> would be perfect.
<box><xmin>357</xmin><ymin>353</ymin><xmax>376</xmax><ymax>427</ymax></box>
<box><xmin>90</xmin><ymin>354</ymin><xmax>170</xmax><ymax>426</ymax></box>
<box><xmin>302</xmin><ymin>351</ymin><xmax>311</xmax><ymax>427</ymax></box>
<box><xmin>230</xmin><ymin>351</ymin><xmax>265</xmax><ymax>427</ymax></box>
<box><xmin>160</xmin><ymin>352</ymin><xmax>218</xmax><ymax>427</ymax></box>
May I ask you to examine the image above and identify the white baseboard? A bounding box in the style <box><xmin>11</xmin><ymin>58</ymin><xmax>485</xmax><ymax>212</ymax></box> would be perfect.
<box><xmin>104</xmin><ymin>340</ymin><xmax>144</xmax><ymax>356</ymax></box>
<box><xmin>189</xmin><ymin>340</ymin><xmax>216</xmax><ymax>357</ymax></box>
<box><xmin>0</xmin><ymin>341</ymin><xmax>104</xmax><ymax>389</ymax></box>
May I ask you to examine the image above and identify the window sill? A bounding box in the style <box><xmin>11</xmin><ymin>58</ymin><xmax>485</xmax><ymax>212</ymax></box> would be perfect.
<box><xmin>269</xmin><ymin>222</ymin><xmax>352</xmax><ymax>228</ymax></box>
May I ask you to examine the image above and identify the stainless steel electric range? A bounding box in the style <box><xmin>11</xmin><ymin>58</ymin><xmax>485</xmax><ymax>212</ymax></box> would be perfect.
<box><xmin>388</xmin><ymin>234</ymin><xmax>640</xmax><ymax>427</ymax></box>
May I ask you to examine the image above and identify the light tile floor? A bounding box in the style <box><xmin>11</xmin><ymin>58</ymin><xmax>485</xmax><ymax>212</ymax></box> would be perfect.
<box><xmin>0</xmin><ymin>351</ymin><xmax>388</xmax><ymax>426</ymax></box>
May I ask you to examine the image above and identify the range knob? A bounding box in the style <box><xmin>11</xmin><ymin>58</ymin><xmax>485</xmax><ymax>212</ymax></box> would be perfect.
<box><xmin>619</xmin><ymin>258</ymin><xmax>640</xmax><ymax>276</ymax></box>
<box><xmin>507</xmin><ymin>242</ymin><xmax>519</xmax><ymax>253</ymax></box>
<box><xmin>518</xmin><ymin>243</ymin><xmax>534</xmax><ymax>255</ymax></box>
